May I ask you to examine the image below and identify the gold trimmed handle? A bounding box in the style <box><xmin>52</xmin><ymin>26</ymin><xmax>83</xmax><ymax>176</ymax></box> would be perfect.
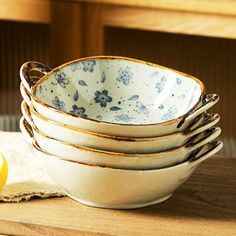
<box><xmin>20</xmin><ymin>61</ymin><xmax>52</xmax><ymax>93</ymax></box>
<box><xmin>178</xmin><ymin>94</ymin><xmax>219</xmax><ymax>128</ymax></box>
<box><xmin>184</xmin><ymin>113</ymin><xmax>220</xmax><ymax>138</ymax></box>
<box><xmin>185</xmin><ymin>127</ymin><xmax>221</xmax><ymax>153</ymax></box>
<box><xmin>189</xmin><ymin>140</ymin><xmax>223</xmax><ymax>167</ymax></box>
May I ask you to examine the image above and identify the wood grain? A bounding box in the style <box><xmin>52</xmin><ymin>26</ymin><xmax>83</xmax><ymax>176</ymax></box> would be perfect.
<box><xmin>0</xmin><ymin>0</ymin><xmax>50</xmax><ymax>24</ymax></box>
<box><xmin>82</xmin><ymin>3</ymin><xmax>104</xmax><ymax>56</ymax></box>
<box><xmin>103</xmin><ymin>5</ymin><xmax>236</xmax><ymax>39</ymax></box>
<box><xmin>80</xmin><ymin>0</ymin><xmax>236</xmax><ymax>16</ymax></box>
<box><xmin>0</xmin><ymin>157</ymin><xmax>235</xmax><ymax>235</ymax></box>
<box><xmin>51</xmin><ymin>0</ymin><xmax>84</xmax><ymax>67</ymax></box>
<box><xmin>0</xmin><ymin>20</ymin><xmax>50</xmax><ymax>114</ymax></box>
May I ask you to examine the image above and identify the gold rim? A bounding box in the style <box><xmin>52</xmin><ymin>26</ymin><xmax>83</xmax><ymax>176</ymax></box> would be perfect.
<box><xmin>30</xmin><ymin>55</ymin><xmax>206</xmax><ymax>127</ymax></box>
<box><xmin>30</xmin><ymin>104</ymin><xmax>218</xmax><ymax>143</ymax></box>
<box><xmin>32</xmin><ymin>113</ymin><xmax>199</xmax><ymax>158</ymax></box>
<box><xmin>32</xmin><ymin>139</ymin><xmax>222</xmax><ymax>171</ymax></box>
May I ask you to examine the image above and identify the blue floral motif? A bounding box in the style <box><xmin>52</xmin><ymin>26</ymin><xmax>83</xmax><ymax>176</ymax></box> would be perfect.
<box><xmin>100</xmin><ymin>71</ymin><xmax>106</xmax><ymax>83</ymax></box>
<box><xmin>96</xmin><ymin>115</ymin><xmax>102</xmax><ymax>120</ymax></box>
<box><xmin>150</xmin><ymin>71</ymin><xmax>159</xmax><ymax>78</ymax></box>
<box><xmin>70</xmin><ymin>105</ymin><xmax>87</xmax><ymax>117</ymax></box>
<box><xmin>161</xmin><ymin>106</ymin><xmax>178</xmax><ymax>121</ymax></box>
<box><xmin>82</xmin><ymin>60</ymin><xmax>96</xmax><ymax>72</ymax></box>
<box><xmin>156</xmin><ymin>77</ymin><xmax>166</xmax><ymax>93</ymax></box>
<box><xmin>52</xmin><ymin>71</ymin><xmax>69</xmax><ymax>88</ymax></box>
<box><xmin>52</xmin><ymin>96</ymin><xmax>65</xmax><ymax>111</ymax></box>
<box><xmin>115</xmin><ymin>114</ymin><xmax>134</xmax><ymax>123</ymax></box>
<box><xmin>71</xmin><ymin>62</ymin><xmax>82</xmax><ymax>72</ymax></box>
<box><xmin>128</xmin><ymin>95</ymin><xmax>139</xmax><ymax>101</ymax></box>
<box><xmin>116</xmin><ymin>66</ymin><xmax>134</xmax><ymax>85</ymax></box>
<box><xmin>136</xmin><ymin>102</ymin><xmax>149</xmax><ymax>114</ymax></box>
<box><xmin>39</xmin><ymin>85</ymin><xmax>43</xmax><ymax>93</ymax></box>
<box><xmin>176</xmin><ymin>78</ymin><xmax>182</xmax><ymax>85</ymax></box>
<box><xmin>78</xmin><ymin>80</ymin><xmax>88</xmax><ymax>86</ymax></box>
<box><xmin>94</xmin><ymin>90</ymin><xmax>112</xmax><ymax>107</ymax></box>
<box><xmin>110</xmin><ymin>106</ymin><xmax>121</xmax><ymax>111</ymax></box>
<box><xmin>73</xmin><ymin>90</ymin><xmax>79</xmax><ymax>101</ymax></box>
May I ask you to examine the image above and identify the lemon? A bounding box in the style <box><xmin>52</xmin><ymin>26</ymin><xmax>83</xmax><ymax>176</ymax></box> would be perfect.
<box><xmin>0</xmin><ymin>152</ymin><xmax>8</xmax><ymax>191</ymax></box>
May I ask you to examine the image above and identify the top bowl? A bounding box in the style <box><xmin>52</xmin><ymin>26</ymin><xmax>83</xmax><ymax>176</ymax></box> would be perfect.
<box><xmin>20</xmin><ymin>56</ymin><xmax>206</xmax><ymax>137</ymax></box>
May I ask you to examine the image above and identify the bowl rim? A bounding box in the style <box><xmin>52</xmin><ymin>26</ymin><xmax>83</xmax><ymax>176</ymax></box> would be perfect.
<box><xmin>31</xmin><ymin>55</ymin><xmax>206</xmax><ymax>127</ymax></box>
<box><xmin>32</xmin><ymin>139</ymin><xmax>222</xmax><ymax>172</ymax></box>
<box><xmin>32</xmin><ymin>123</ymin><xmax>197</xmax><ymax>157</ymax></box>
<box><xmin>29</xmin><ymin>102</ymin><xmax>220</xmax><ymax>142</ymax></box>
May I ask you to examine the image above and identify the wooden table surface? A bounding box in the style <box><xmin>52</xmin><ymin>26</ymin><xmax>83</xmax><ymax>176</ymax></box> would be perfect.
<box><xmin>0</xmin><ymin>156</ymin><xmax>235</xmax><ymax>236</ymax></box>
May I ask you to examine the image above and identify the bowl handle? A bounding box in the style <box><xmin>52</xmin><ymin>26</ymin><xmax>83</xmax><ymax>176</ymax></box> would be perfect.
<box><xmin>20</xmin><ymin>61</ymin><xmax>52</xmax><ymax>93</ymax></box>
<box><xmin>185</xmin><ymin>127</ymin><xmax>221</xmax><ymax>153</ymax></box>
<box><xmin>188</xmin><ymin>140</ymin><xmax>223</xmax><ymax>168</ymax></box>
<box><xmin>184</xmin><ymin>113</ymin><xmax>220</xmax><ymax>139</ymax></box>
<box><xmin>19</xmin><ymin>117</ymin><xmax>34</xmax><ymax>144</ymax></box>
<box><xmin>177</xmin><ymin>94</ymin><xmax>219</xmax><ymax>128</ymax></box>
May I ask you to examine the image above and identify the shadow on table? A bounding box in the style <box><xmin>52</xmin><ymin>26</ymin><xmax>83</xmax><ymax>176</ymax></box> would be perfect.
<box><xmin>133</xmin><ymin>158</ymin><xmax>236</xmax><ymax>220</ymax></box>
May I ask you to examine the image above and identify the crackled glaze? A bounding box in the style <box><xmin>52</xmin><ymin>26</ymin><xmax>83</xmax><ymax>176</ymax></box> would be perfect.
<box><xmin>33</xmin><ymin>58</ymin><xmax>202</xmax><ymax>125</ymax></box>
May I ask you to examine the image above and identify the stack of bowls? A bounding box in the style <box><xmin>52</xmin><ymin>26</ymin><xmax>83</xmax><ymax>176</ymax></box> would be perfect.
<box><xmin>19</xmin><ymin>56</ymin><xmax>222</xmax><ymax>209</ymax></box>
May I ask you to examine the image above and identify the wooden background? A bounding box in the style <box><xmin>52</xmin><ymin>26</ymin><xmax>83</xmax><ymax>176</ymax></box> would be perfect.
<box><xmin>0</xmin><ymin>20</ymin><xmax>234</xmax><ymax>155</ymax></box>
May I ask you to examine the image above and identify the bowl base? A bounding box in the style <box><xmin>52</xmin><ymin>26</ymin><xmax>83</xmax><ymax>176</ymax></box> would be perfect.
<box><xmin>66</xmin><ymin>193</ymin><xmax>173</xmax><ymax>210</ymax></box>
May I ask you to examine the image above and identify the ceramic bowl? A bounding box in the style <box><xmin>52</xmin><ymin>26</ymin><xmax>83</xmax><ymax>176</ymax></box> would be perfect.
<box><xmin>19</xmin><ymin>117</ymin><xmax>34</xmax><ymax>144</ymax></box>
<box><xmin>21</xmin><ymin>101</ymin><xmax>33</xmax><ymax>127</ymax></box>
<box><xmin>20</xmin><ymin>57</ymin><xmax>218</xmax><ymax>137</ymax></box>
<box><xmin>32</xmin><ymin>139</ymin><xmax>223</xmax><ymax>209</ymax></box>
<box><xmin>20</xmin><ymin>82</ymin><xmax>31</xmax><ymax>107</ymax></box>
<box><xmin>26</xmin><ymin>100</ymin><xmax>220</xmax><ymax>153</ymax></box>
<box><xmin>20</xmin><ymin>116</ymin><xmax>221</xmax><ymax>169</ymax></box>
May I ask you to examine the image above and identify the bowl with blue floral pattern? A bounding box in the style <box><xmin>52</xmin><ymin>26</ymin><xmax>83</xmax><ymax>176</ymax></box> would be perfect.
<box><xmin>20</xmin><ymin>56</ymin><xmax>209</xmax><ymax>138</ymax></box>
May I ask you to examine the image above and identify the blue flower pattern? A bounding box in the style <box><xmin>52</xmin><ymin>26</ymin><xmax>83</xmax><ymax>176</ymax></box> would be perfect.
<box><xmin>82</xmin><ymin>60</ymin><xmax>96</xmax><ymax>72</ymax></box>
<box><xmin>116</xmin><ymin>66</ymin><xmax>133</xmax><ymax>85</ymax></box>
<box><xmin>136</xmin><ymin>102</ymin><xmax>149</xmax><ymax>114</ymax></box>
<box><xmin>176</xmin><ymin>78</ymin><xmax>182</xmax><ymax>85</ymax></box>
<box><xmin>39</xmin><ymin>85</ymin><xmax>43</xmax><ymax>93</ymax></box>
<box><xmin>156</xmin><ymin>77</ymin><xmax>166</xmax><ymax>93</ymax></box>
<box><xmin>52</xmin><ymin>71</ymin><xmax>69</xmax><ymax>88</ymax></box>
<box><xmin>71</xmin><ymin>62</ymin><xmax>82</xmax><ymax>72</ymax></box>
<box><xmin>52</xmin><ymin>96</ymin><xmax>65</xmax><ymax>111</ymax></box>
<box><xmin>161</xmin><ymin>106</ymin><xmax>178</xmax><ymax>121</ymax></box>
<box><xmin>36</xmin><ymin>59</ymin><xmax>197</xmax><ymax>124</ymax></box>
<box><xmin>94</xmin><ymin>90</ymin><xmax>112</xmax><ymax>108</ymax></box>
<box><xmin>115</xmin><ymin>114</ymin><xmax>134</xmax><ymax>123</ymax></box>
<box><xmin>70</xmin><ymin>105</ymin><xmax>87</xmax><ymax>117</ymax></box>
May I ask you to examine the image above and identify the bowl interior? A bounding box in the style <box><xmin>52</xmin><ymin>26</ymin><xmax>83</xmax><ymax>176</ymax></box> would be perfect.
<box><xmin>33</xmin><ymin>57</ymin><xmax>203</xmax><ymax>125</ymax></box>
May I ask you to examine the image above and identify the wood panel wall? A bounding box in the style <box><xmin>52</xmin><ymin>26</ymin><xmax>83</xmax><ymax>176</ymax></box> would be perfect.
<box><xmin>0</xmin><ymin>21</ymin><xmax>50</xmax><ymax>131</ymax></box>
<box><xmin>0</xmin><ymin>21</ymin><xmax>50</xmax><ymax>115</ymax></box>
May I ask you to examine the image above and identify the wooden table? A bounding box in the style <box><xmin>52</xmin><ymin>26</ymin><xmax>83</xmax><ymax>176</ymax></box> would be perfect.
<box><xmin>0</xmin><ymin>156</ymin><xmax>235</xmax><ymax>235</ymax></box>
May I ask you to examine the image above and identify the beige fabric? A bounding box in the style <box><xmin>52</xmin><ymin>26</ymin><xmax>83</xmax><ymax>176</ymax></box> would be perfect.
<box><xmin>0</xmin><ymin>131</ymin><xmax>66</xmax><ymax>202</ymax></box>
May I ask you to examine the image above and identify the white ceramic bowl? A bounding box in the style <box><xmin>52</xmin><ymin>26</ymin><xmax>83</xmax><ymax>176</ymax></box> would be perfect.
<box><xmin>20</xmin><ymin>116</ymin><xmax>221</xmax><ymax>169</ymax></box>
<box><xmin>20</xmin><ymin>82</ymin><xmax>31</xmax><ymax>107</ymax></box>
<box><xmin>20</xmin><ymin>57</ymin><xmax>217</xmax><ymax>137</ymax></box>
<box><xmin>19</xmin><ymin>117</ymin><xmax>34</xmax><ymax>144</ymax></box>
<box><xmin>21</xmin><ymin>101</ymin><xmax>33</xmax><ymax>127</ymax></box>
<box><xmin>26</xmin><ymin>102</ymin><xmax>220</xmax><ymax>154</ymax></box>
<box><xmin>31</xmin><ymin>139</ymin><xmax>223</xmax><ymax>209</ymax></box>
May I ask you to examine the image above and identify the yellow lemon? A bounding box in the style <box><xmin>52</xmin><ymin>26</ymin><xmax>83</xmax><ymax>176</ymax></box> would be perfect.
<box><xmin>0</xmin><ymin>152</ymin><xmax>8</xmax><ymax>191</ymax></box>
